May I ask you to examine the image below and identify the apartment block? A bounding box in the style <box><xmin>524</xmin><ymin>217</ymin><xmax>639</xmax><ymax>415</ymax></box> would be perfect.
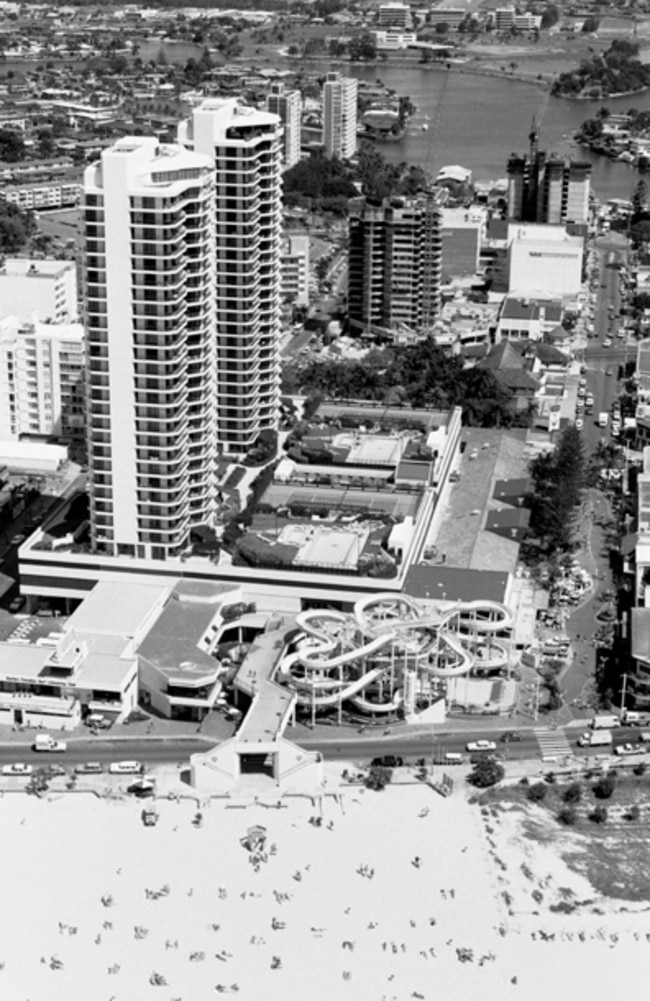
<box><xmin>83</xmin><ymin>136</ymin><xmax>217</xmax><ymax>560</ymax></box>
<box><xmin>322</xmin><ymin>72</ymin><xmax>358</xmax><ymax>160</ymax></box>
<box><xmin>0</xmin><ymin>258</ymin><xmax>77</xmax><ymax>323</ymax></box>
<box><xmin>266</xmin><ymin>82</ymin><xmax>302</xmax><ymax>170</ymax></box>
<box><xmin>0</xmin><ymin>314</ymin><xmax>85</xmax><ymax>441</ymax></box>
<box><xmin>281</xmin><ymin>234</ymin><xmax>310</xmax><ymax>307</ymax></box>
<box><xmin>348</xmin><ymin>193</ymin><xmax>443</xmax><ymax>338</ymax></box>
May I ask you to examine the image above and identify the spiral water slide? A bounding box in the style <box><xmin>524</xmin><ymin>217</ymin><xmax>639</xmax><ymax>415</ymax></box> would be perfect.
<box><xmin>277</xmin><ymin>610</ymin><xmax>398</xmax><ymax>708</ymax></box>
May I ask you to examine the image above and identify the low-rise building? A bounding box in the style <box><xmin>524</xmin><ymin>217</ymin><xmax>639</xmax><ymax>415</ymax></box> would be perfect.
<box><xmin>0</xmin><ymin>258</ymin><xmax>78</xmax><ymax>324</ymax></box>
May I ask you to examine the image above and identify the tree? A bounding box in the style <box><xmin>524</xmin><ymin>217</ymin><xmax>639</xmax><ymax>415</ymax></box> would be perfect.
<box><xmin>540</xmin><ymin>5</ymin><xmax>560</xmax><ymax>29</ymax></box>
<box><xmin>562</xmin><ymin>782</ymin><xmax>582</xmax><ymax>803</ymax></box>
<box><xmin>0</xmin><ymin>128</ymin><xmax>25</xmax><ymax>162</ymax></box>
<box><xmin>632</xmin><ymin>179</ymin><xmax>648</xmax><ymax>222</ymax></box>
<box><xmin>592</xmin><ymin>774</ymin><xmax>616</xmax><ymax>799</ymax></box>
<box><xmin>365</xmin><ymin>765</ymin><xmax>392</xmax><ymax>790</ymax></box>
<box><xmin>467</xmin><ymin>757</ymin><xmax>504</xmax><ymax>788</ymax></box>
<box><xmin>434</xmin><ymin>22</ymin><xmax>450</xmax><ymax>35</ymax></box>
<box><xmin>582</xmin><ymin>17</ymin><xmax>600</xmax><ymax>33</ymax></box>
<box><xmin>589</xmin><ymin>804</ymin><xmax>608</xmax><ymax>823</ymax></box>
<box><xmin>526</xmin><ymin>782</ymin><xmax>547</xmax><ymax>802</ymax></box>
<box><xmin>349</xmin><ymin>32</ymin><xmax>377</xmax><ymax>61</ymax></box>
<box><xmin>557</xmin><ymin>806</ymin><xmax>577</xmax><ymax>825</ymax></box>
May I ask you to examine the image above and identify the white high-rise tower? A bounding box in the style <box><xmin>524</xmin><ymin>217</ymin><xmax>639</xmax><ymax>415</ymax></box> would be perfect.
<box><xmin>178</xmin><ymin>98</ymin><xmax>283</xmax><ymax>455</ymax></box>
<box><xmin>266</xmin><ymin>82</ymin><xmax>302</xmax><ymax>170</ymax></box>
<box><xmin>83</xmin><ymin>136</ymin><xmax>216</xmax><ymax>560</ymax></box>
<box><xmin>322</xmin><ymin>72</ymin><xmax>358</xmax><ymax>160</ymax></box>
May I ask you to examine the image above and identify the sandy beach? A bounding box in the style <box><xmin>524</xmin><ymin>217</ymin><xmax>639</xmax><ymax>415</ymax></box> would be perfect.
<box><xmin>0</xmin><ymin>772</ymin><xmax>647</xmax><ymax>1000</ymax></box>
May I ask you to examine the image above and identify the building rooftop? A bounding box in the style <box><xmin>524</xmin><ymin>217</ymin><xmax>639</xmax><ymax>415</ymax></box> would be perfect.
<box><xmin>0</xmin><ymin>258</ymin><xmax>75</xmax><ymax>279</ymax></box>
<box><xmin>404</xmin><ymin>565</ymin><xmax>509</xmax><ymax>604</ymax></box>
<box><xmin>432</xmin><ymin>428</ymin><xmax>530</xmax><ymax>573</ymax></box>
<box><xmin>137</xmin><ymin>582</ymin><xmax>238</xmax><ymax>683</ymax></box>
<box><xmin>67</xmin><ymin>581</ymin><xmax>171</xmax><ymax>638</ymax></box>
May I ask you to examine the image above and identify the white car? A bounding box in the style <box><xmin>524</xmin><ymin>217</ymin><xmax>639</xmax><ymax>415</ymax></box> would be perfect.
<box><xmin>614</xmin><ymin>743</ymin><xmax>644</xmax><ymax>757</ymax></box>
<box><xmin>603</xmin><ymin>339</ymin><xmax>612</xmax><ymax>348</ymax></box>
<box><xmin>108</xmin><ymin>760</ymin><xmax>143</xmax><ymax>775</ymax></box>
<box><xmin>2</xmin><ymin>762</ymin><xmax>33</xmax><ymax>776</ymax></box>
<box><xmin>466</xmin><ymin>740</ymin><xmax>497</xmax><ymax>753</ymax></box>
<box><xmin>576</xmin><ymin>419</ymin><xmax>584</xmax><ymax>430</ymax></box>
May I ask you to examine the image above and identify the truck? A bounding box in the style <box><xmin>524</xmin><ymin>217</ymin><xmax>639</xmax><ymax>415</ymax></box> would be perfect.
<box><xmin>33</xmin><ymin>734</ymin><xmax>67</xmax><ymax>752</ymax></box>
<box><xmin>598</xmin><ymin>412</ymin><xmax>609</xmax><ymax>428</ymax></box>
<box><xmin>591</xmin><ymin>714</ymin><xmax>620</xmax><ymax>730</ymax></box>
<box><xmin>621</xmin><ymin>710</ymin><xmax>650</xmax><ymax>727</ymax></box>
<box><xmin>577</xmin><ymin>730</ymin><xmax>613</xmax><ymax>748</ymax></box>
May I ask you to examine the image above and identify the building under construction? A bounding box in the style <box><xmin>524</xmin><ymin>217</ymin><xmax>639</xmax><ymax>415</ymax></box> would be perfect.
<box><xmin>347</xmin><ymin>190</ymin><xmax>443</xmax><ymax>339</ymax></box>
<box><xmin>506</xmin><ymin>126</ymin><xmax>592</xmax><ymax>226</ymax></box>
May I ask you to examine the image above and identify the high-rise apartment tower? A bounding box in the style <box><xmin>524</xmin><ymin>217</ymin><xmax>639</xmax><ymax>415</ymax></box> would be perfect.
<box><xmin>322</xmin><ymin>72</ymin><xmax>358</xmax><ymax>160</ymax></box>
<box><xmin>348</xmin><ymin>192</ymin><xmax>443</xmax><ymax>338</ymax></box>
<box><xmin>83</xmin><ymin>137</ymin><xmax>216</xmax><ymax>560</ymax></box>
<box><xmin>178</xmin><ymin>99</ymin><xmax>283</xmax><ymax>455</ymax></box>
<box><xmin>266</xmin><ymin>82</ymin><xmax>302</xmax><ymax>170</ymax></box>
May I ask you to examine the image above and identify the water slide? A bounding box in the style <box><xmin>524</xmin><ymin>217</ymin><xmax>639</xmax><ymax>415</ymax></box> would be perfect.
<box><xmin>277</xmin><ymin>591</ymin><xmax>513</xmax><ymax>710</ymax></box>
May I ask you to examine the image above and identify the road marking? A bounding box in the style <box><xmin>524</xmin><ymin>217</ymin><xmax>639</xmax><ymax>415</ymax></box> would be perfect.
<box><xmin>533</xmin><ymin>727</ymin><xmax>573</xmax><ymax>759</ymax></box>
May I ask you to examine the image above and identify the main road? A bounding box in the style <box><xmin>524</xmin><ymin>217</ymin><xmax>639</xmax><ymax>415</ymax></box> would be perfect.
<box><xmin>0</xmin><ymin>726</ymin><xmax>645</xmax><ymax>769</ymax></box>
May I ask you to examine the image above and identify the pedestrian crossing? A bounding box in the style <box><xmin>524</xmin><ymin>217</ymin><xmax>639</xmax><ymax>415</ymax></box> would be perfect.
<box><xmin>533</xmin><ymin>727</ymin><xmax>573</xmax><ymax>761</ymax></box>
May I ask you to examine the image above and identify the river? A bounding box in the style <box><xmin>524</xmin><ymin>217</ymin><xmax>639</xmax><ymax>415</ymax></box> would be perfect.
<box><xmin>343</xmin><ymin>63</ymin><xmax>650</xmax><ymax>203</ymax></box>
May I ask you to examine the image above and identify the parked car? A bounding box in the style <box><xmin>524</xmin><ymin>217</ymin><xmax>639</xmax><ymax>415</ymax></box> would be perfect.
<box><xmin>2</xmin><ymin>763</ymin><xmax>33</xmax><ymax>776</ymax></box>
<box><xmin>9</xmin><ymin>534</ymin><xmax>26</xmax><ymax>547</ymax></box>
<box><xmin>466</xmin><ymin>740</ymin><xmax>497</xmax><ymax>753</ymax></box>
<box><xmin>8</xmin><ymin>596</ymin><xmax>26</xmax><ymax>613</ymax></box>
<box><xmin>74</xmin><ymin>761</ymin><xmax>104</xmax><ymax>774</ymax></box>
<box><xmin>108</xmin><ymin>760</ymin><xmax>144</xmax><ymax>775</ymax></box>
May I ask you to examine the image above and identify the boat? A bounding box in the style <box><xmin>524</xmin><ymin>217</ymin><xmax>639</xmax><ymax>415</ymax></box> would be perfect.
<box><xmin>421</xmin><ymin>124</ymin><xmax>428</xmax><ymax>131</ymax></box>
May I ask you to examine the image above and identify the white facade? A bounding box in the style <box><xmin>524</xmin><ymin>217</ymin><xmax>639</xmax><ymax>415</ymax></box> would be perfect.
<box><xmin>373</xmin><ymin>29</ymin><xmax>417</xmax><ymax>49</ymax></box>
<box><xmin>0</xmin><ymin>181</ymin><xmax>81</xmax><ymax>211</ymax></box>
<box><xmin>266</xmin><ymin>82</ymin><xmax>302</xmax><ymax>170</ymax></box>
<box><xmin>281</xmin><ymin>234</ymin><xmax>310</xmax><ymax>307</ymax></box>
<box><xmin>179</xmin><ymin>99</ymin><xmax>284</xmax><ymax>453</ymax></box>
<box><xmin>0</xmin><ymin>258</ymin><xmax>77</xmax><ymax>323</ymax></box>
<box><xmin>378</xmin><ymin>2</ymin><xmax>411</xmax><ymax>25</ymax></box>
<box><xmin>507</xmin><ymin>224</ymin><xmax>583</xmax><ymax>298</ymax></box>
<box><xmin>84</xmin><ymin>136</ymin><xmax>217</xmax><ymax>561</ymax></box>
<box><xmin>323</xmin><ymin>72</ymin><xmax>358</xmax><ymax>160</ymax></box>
<box><xmin>0</xmin><ymin>314</ymin><xmax>85</xmax><ymax>441</ymax></box>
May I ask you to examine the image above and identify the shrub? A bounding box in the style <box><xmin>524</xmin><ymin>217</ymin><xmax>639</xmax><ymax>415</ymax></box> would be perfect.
<box><xmin>526</xmin><ymin>782</ymin><xmax>547</xmax><ymax>803</ymax></box>
<box><xmin>562</xmin><ymin>782</ymin><xmax>582</xmax><ymax>804</ymax></box>
<box><xmin>589</xmin><ymin>805</ymin><xmax>608</xmax><ymax>824</ymax></box>
<box><xmin>467</xmin><ymin>758</ymin><xmax>505</xmax><ymax>788</ymax></box>
<box><xmin>592</xmin><ymin>774</ymin><xmax>616</xmax><ymax>800</ymax></box>
<box><xmin>557</xmin><ymin>806</ymin><xmax>577</xmax><ymax>826</ymax></box>
<box><xmin>544</xmin><ymin>771</ymin><xmax>556</xmax><ymax>784</ymax></box>
<box><xmin>625</xmin><ymin>804</ymin><xmax>641</xmax><ymax>822</ymax></box>
<box><xmin>633</xmin><ymin>761</ymin><xmax>647</xmax><ymax>777</ymax></box>
<box><xmin>364</xmin><ymin>765</ymin><xmax>392</xmax><ymax>791</ymax></box>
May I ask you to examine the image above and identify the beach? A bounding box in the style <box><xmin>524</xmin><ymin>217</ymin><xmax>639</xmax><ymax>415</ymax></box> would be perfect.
<box><xmin>0</xmin><ymin>771</ymin><xmax>647</xmax><ymax>1000</ymax></box>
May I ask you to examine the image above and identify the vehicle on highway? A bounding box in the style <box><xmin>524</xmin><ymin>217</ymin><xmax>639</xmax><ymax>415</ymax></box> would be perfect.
<box><xmin>74</xmin><ymin>761</ymin><xmax>104</xmax><ymax>774</ymax></box>
<box><xmin>591</xmin><ymin>714</ymin><xmax>621</xmax><ymax>730</ymax></box>
<box><xmin>9</xmin><ymin>534</ymin><xmax>26</xmax><ymax>547</ymax></box>
<box><xmin>614</xmin><ymin>743</ymin><xmax>644</xmax><ymax>757</ymax></box>
<box><xmin>621</xmin><ymin>710</ymin><xmax>650</xmax><ymax>727</ymax></box>
<box><xmin>2</xmin><ymin>763</ymin><xmax>33</xmax><ymax>776</ymax></box>
<box><xmin>578</xmin><ymin>730</ymin><xmax>613</xmax><ymax>748</ymax></box>
<box><xmin>499</xmin><ymin>731</ymin><xmax>523</xmax><ymax>743</ymax></box>
<box><xmin>108</xmin><ymin>760</ymin><xmax>144</xmax><ymax>775</ymax></box>
<box><xmin>466</xmin><ymin>740</ymin><xmax>497</xmax><ymax>753</ymax></box>
<box><xmin>33</xmin><ymin>735</ymin><xmax>67</xmax><ymax>752</ymax></box>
